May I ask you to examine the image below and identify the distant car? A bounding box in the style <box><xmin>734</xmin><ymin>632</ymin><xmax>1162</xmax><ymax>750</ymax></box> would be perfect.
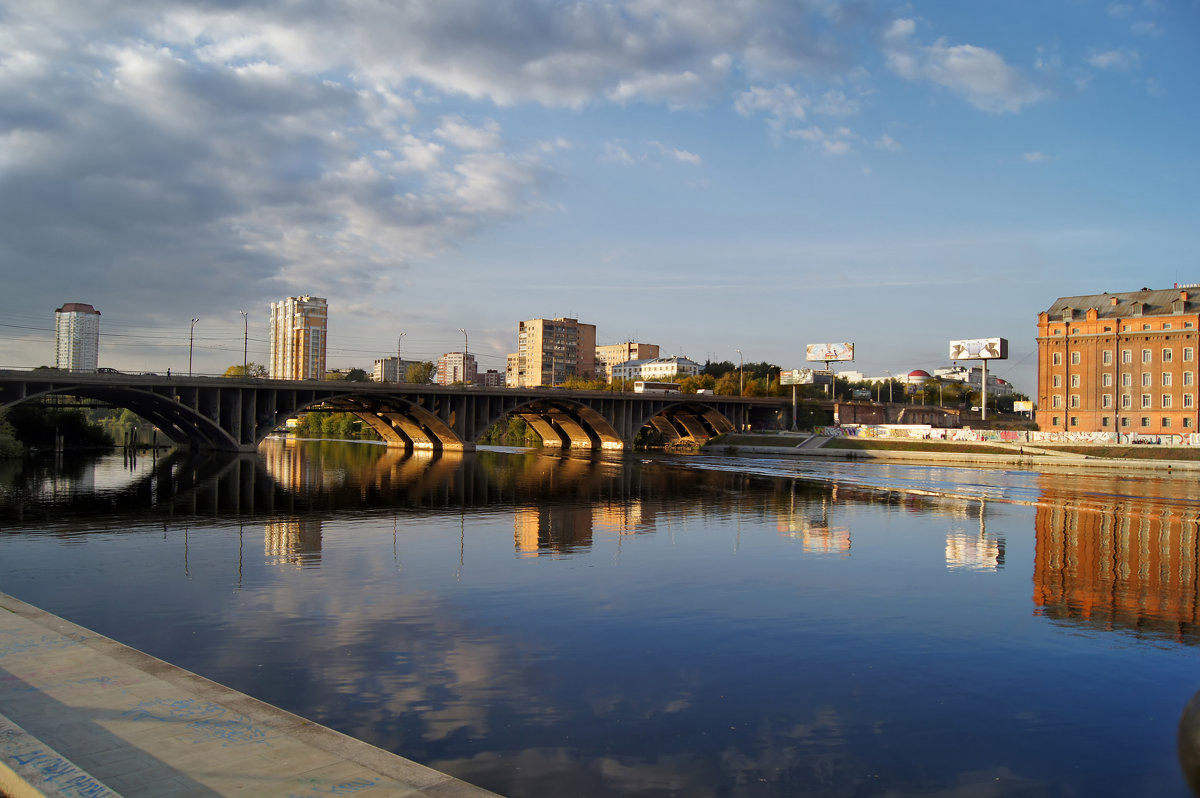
<box><xmin>97</xmin><ymin>367</ymin><xmax>121</xmax><ymax>374</ymax></box>
<box><xmin>970</xmin><ymin>406</ymin><xmax>982</xmax><ymax>412</ymax></box>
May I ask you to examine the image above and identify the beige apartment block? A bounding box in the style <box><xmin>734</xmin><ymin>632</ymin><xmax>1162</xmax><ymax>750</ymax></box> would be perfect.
<box><xmin>269</xmin><ymin>295</ymin><xmax>327</xmax><ymax>380</ymax></box>
<box><xmin>513</xmin><ymin>317</ymin><xmax>597</xmax><ymax>387</ymax></box>
<box><xmin>596</xmin><ymin>342</ymin><xmax>660</xmax><ymax>382</ymax></box>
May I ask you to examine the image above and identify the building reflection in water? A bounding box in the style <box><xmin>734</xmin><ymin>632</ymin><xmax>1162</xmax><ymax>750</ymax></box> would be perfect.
<box><xmin>1034</xmin><ymin>477</ymin><xmax>1200</xmax><ymax>641</ymax></box>
<box><xmin>264</xmin><ymin>518</ymin><xmax>323</xmax><ymax>567</ymax></box>
<box><xmin>945</xmin><ymin>500</ymin><xmax>1005</xmax><ymax>571</ymax></box>
<box><xmin>777</xmin><ymin>484</ymin><xmax>851</xmax><ymax>556</ymax></box>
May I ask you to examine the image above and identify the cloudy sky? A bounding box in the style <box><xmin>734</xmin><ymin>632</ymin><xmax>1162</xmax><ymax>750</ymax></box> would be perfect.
<box><xmin>2</xmin><ymin>0</ymin><xmax>1197</xmax><ymax>392</ymax></box>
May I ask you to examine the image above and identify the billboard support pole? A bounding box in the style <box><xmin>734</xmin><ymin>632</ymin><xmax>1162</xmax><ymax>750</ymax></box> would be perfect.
<box><xmin>792</xmin><ymin>385</ymin><xmax>797</xmax><ymax>431</ymax></box>
<box><xmin>981</xmin><ymin>359</ymin><xmax>988</xmax><ymax>422</ymax></box>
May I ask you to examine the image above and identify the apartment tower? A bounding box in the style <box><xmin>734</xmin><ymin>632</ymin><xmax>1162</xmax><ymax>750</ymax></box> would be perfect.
<box><xmin>595</xmin><ymin>342</ymin><xmax>660</xmax><ymax>383</ymax></box>
<box><xmin>511</xmin><ymin>317</ymin><xmax>597</xmax><ymax>387</ymax></box>
<box><xmin>269</xmin><ymin>295</ymin><xmax>328</xmax><ymax>380</ymax></box>
<box><xmin>1036</xmin><ymin>286</ymin><xmax>1200</xmax><ymax>433</ymax></box>
<box><xmin>54</xmin><ymin>302</ymin><xmax>101</xmax><ymax>372</ymax></box>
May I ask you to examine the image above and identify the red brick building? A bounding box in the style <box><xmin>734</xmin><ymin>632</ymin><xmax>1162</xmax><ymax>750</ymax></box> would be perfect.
<box><xmin>1036</xmin><ymin>286</ymin><xmax>1200</xmax><ymax>433</ymax></box>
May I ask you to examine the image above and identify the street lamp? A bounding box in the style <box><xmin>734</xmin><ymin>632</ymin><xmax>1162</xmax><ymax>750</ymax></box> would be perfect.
<box><xmin>736</xmin><ymin>348</ymin><xmax>743</xmax><ymax>396</ymax></box>
<box><xmin>239</xmin><ymin>311</ymin><xmax>248</xmax><ymax>376</ymax></box>
<box><xmin>397</xmin><ymin>332</ymin><xmax>406</xmax><ymax>382</ymax></box>
<box><xmin>189</xmin><ymin>318</ymin><xmax>200</xmax><ymax>377</ymax></box>
<box><xmin>458</xmin><ymin>328</ymin><xmax>468</xmax><ymax>384</ymax></box>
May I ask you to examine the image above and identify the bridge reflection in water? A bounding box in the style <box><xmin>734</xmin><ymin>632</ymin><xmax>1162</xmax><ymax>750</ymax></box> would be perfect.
<box><xmin>4</xmin><ymin>441</ymin><xmax>1198</xmax><ymax>646</ymax></box>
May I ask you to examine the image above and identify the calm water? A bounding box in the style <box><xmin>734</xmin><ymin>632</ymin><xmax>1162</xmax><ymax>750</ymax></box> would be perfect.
<box><xmin>1</xmin><ymin>440</ymin><xmax>1198</xmax><ymax>797</ymax></box>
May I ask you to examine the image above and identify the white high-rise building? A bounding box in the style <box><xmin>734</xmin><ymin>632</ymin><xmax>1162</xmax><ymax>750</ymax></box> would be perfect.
<box><xmin>54</xmin><ymin>303</ymin><xmax>101</xmax><ymax>372</ymax></box>
<box><xmin>269</xmin><ymin>296</ymin><xmax>327</xmax><ymax>380</ymax></box>
<box><xmin>437</xmin><ymin>352</ymin><xmax>478</xmax><ymax>385</ymax></box>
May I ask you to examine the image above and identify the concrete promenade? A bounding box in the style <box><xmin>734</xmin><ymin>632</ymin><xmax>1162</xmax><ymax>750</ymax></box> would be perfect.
<box><xmin>0</xmin><ymin>592</ymin><xmax>501</xmax><ymax>798</ymax></box>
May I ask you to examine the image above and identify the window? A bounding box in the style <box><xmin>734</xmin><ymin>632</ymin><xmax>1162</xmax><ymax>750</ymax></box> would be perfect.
<box><xmin>1186</xmin><ymin>394</ymin><xmax>1195</xmax><ymax>409</ymax></box>
<box><xmin>1142</xmin><ymin>349</ymin><xmax>1152</xmax><ymax>363</ymax></box>
<box><xmin>1070</xmin><ymin>416</ymin><xmax>1078</xmax><ymax>426</ymax></box>
<box><xmin>1142</xmin><ymin>394</ymin><xmax>1152</xmax><ymax>408</ymax></box>
<box><xmin>1052</xmin><ymin>352</ymin><xmax>1062</xmax><ymax>366</ymax></box>
<box><xmin>1186</xmin><ymin>347</ymin><xmax>1195</xmax><ymax>362</ymax></box>
<box><xmin>1122</xmin><ymin>373</ymin><xmax>1132</xmax><ymax>387</ymax></box>
<box><xmin>1163</xmin><ymin>394</ymin><xmax>1172</xmax><ymax>408</ymax></box>
<box><xmin>1163</xmin><ymin>417</ymin><xmax>1172</xmax><ymax>428</ymax></box>
<box><xmin>1102</xmin><ymin>373</ymin><xmax>1113</xmax><ymax>387</ymax></box>
<box><xmin>1071</xmin><ymin>351</ymin><xmax>1081</xmax><ymax>365</ymax></box>
<box><xmin>1052</xmin><ymin>395</ymin><xmax>1062</xmax><ymax>408</ymax></box>
<box><xmin>1142</xmin><ymin>372</ymin><xmax>1152</xmax><ymax>387</ymax></box>
<box><xmin>1165</xmin><ymin>323</ymin><xmax>1173</xmax><ymax>330</ymax></box>
<box><xmin>1053</xmin><ymin>375</ymin><xmax>1062</xmax><ymax>388</ymax></box>
<box><xmin>1102</xmin><ymin>394</ymin><xmax>1113</xmax><ymax>408</ymax></box>
<box><xmin>1052</xmin><ymin>416</ymin><xmax>1061</xmax><ymax>427</ymax></box>
<box><xmin>1163</xmin><ymin>373</ymin><xmax>1172</xmax><ymax>387</ymax></box>
<box><xmin>1186</xmin><ymin>417</ymin><xmax>1195</xmax><ymax>428</ymax></box>
<box><xmin>1102</xmin><ymin>416</ymin><xmax>1110</xmax><ymax>427</ymax></box>
<box><xmin>1121</xmin><ymin>417</ymin><xmax>1130</xmax><ymax>427</ymax></box>
<box><xmin>1070</xmin><ymin>395</ymin><xmax>1080</xmax><ymax>408</ymax></box>
<box><xmin>1122</xmin><ymin>394</ymin><xmax>1132</xmax><ymax>409</ymax></box>
<box><xmin>1122</xmin><ymin>349</ymin><xmax>1132</xmax><ymax>364</ymax></box>
<box><xmin>1163</xmin><ymin>348</ymin><xmax>1173</xmax><ymax>362</ymax></box>
<box><xmin>1103</xmin><ymin>349</ymin><xmax>1113</xmax><ymax>365</ymax></box>
<box><xmin>1071</xmin><ymin>374</ymin><xmax>1080</xmax><ymax>388</ymax></box>
<box><xmin>1187</xmin><ymin>322</ymin><xmax>1195</xmax><ymax>329</ymax></box>
<box><xmin>1141</xmin><ymin>417</ymin><xmax>1151</xmax><ymax>427</ymax></box>
<box><xmin>1143</xmin><ymin>324</ymin><xmax>1152</xmax><ymax>331</ymax></box>
<box><xmin>1186</xmin><ymin>372</ymin><xmax>1195</xmax><ymax>386</ymax></box>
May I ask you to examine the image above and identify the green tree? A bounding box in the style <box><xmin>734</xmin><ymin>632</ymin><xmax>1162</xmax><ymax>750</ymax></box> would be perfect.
<box><xmin>223</xmin><ymin>362</ymin><xmax>268</xmax><ymax>377</ymax></box>
<box><xmin>703</xmin><ymin>359</ymin><xmax>736</xmax><ymax>377</ymax></box>
<box><xmin>0</xmin><ymin>409</ymin><xmax>23</xmax><ymax>458</ymax></box>
<box><xmin>406</xmin><ymin>361</ymin><xmax>436</xmax><ymax>384</ymax></box>
<box><xmin>714</xmin><ymin>372</ymin><xmax>740</xmax><ymax>395</ymax></box>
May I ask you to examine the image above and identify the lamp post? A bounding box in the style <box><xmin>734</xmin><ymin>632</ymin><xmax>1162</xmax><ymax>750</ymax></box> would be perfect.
<box><xmin>239</xmin><ymin>311</ymin><xmax>248</xmax><ymax>376</ymax></box>
<box><xmin>397</xmin><ymin>332</ymin><xmax>406</xmax><ymax>382</ymax></box>
<box><xmin>457</xmin><ymin>328</ymin><xmax>468</xmax><ymax>384</ymax></box>
<box><xmin>189</xmin><ymin>318</ymin><xmax>200</xmax><ymax>377</ymax></box>
<box><xmin>736</xmin><ymin>349</ymin><xmax>743</xmax><ymax>396</ymax></box>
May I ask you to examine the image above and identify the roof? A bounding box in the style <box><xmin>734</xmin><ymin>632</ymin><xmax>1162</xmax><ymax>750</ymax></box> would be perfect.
<box><xmin>55</xmin><ymin>302</ymin><xmax>100</xmax><ymax>315</ymax></box>
<box><xmin>1044</xmin><ymin>285</ymin><xmax>1197</xmax><ymax>320</ymax></box>
<box><xmin>908</xmin><ymin>369</ymin><xmax>931</xmax><ymax>378</ymax></box>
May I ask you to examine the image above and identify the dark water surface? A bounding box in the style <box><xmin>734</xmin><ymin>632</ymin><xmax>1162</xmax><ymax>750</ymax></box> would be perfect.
<box><xmin>1</xmin><ymin>440</ymin><xmax>1198</xmax><ymax>797</ymax></box>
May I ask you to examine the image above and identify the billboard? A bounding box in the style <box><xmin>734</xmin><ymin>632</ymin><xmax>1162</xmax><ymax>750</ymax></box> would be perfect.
<box><xmin>780</xmin><ymin>368</ymin><xmax>833</xmax><ymax>385</ymax></box>
<box><xmin>806</xmin><ymin>342</ymin><xmax>855</xmax><ymax>362</ymax></box>
<box><xmin>1013</xmin><ymin>400</ymin><xmax>1034</xmax><ymax>413</ymax></box>
<box><xmin>948</xmin><ymin>337</ymin><xmax>1008</xmax><ymax>360</ymax></box>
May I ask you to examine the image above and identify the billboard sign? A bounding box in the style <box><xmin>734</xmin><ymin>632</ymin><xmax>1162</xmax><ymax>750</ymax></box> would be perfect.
<box><xmin>949</xmin><ymin>337</ymin><xmax>1008</xmax><ymax>360</ymax></box>
<box><xmin>1013</xmin><ymin>400</ymin><xmax>1034</xmax><ymax>413</ymax></box>
<box><xmin>781</xmin><ymin>368</ymin><xmax>833</xmax><ymax>385</ymax></box>
<box><xmin>806</xmin><ymin>342</ymin><xmax>855</xmax><ymax>362</ymax></box>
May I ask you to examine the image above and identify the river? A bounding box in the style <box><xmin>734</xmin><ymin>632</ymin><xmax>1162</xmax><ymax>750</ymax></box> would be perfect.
<box><xmin>1</xmin><ymin>438</ymin><xmax>1198</xmax><ymax>797</ymax></box>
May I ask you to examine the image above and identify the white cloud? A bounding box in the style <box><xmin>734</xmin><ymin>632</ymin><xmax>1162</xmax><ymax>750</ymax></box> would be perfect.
<box><xmin>1087</xmin><ymin>47</ymin><xmax>1141</xmax><ymax>71</ymax></box>
<box><xmin>882</xmin><ymin>18</ymin><xmax>1048</xmax><ymax>113</ymax></box>
<box><xmin>787</xmin><ymin>125</ymin><xmax>854</xmax><ymax>155</ymax></box>
<box><xmin>1023</xmin><ymin>151</ymin><xmax>1049</xmax><ymax>163</ymax></box>
<box><xmin>1131</xmin><ymin>21</ymin><xmax>1162</xmax><ymax>36</ymax></box>
<box><xmin>875</xmin><ymin>134</ymin><xmax>902</xmax><ymax>152</ymax></box>
<box><xmin>650</xmin><ymin>142</ymin><xmax>702</xmax><ymax>165</ymax></box>
<box><xmin>603</xmin><ymin>142</ymin><xmax>635</xmax><ymax>165</ymax></box>
<box><xmin>434</xmin><ymin>115</ymin><xmax>503</xmax><ymax>151</ymax></box>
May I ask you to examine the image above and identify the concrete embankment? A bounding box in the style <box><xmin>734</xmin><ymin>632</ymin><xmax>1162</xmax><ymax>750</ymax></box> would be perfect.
<box><xmin>702</xmin><ymin>434</ymin><xmax>1200</xmax><ymax>473</ymax></box>
<box><xmin>0</xmin><ymin>592</ymin><xmax>501</xmax><ymax>798</ymax></box>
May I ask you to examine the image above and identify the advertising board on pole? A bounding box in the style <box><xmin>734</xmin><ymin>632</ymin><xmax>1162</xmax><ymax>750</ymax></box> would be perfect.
<box><xmin>806</xmin><ymin>343</ymin><xmax>855</xmax><ymax>362</ymax></box>
<box><xmin>948</xmin><ymin>338</ymin><xmax>1008</xmax><ymax>360</ymax></box>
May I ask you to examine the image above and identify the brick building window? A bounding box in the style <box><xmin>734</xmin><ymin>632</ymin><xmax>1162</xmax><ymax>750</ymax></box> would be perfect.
<box><xmin>1163</xmin><ymin>417</ymin><xmax>1171</xmax><ymax>428</ymax></box>
<box><xmin>1071</xmin><ymin>374</ymin><xmax>1080</xmax><ymax>388</ymax></box>
<box><xmin>1122</xmin><ymin>349</ymin><xmax>1132</xmax><ymax>364</ymax></box>
<box><xmin>1103</xmin><ymin>349</ymin><xmax>1113</xmax><ymax>365</ymax></box>
<box><xmin>1102</xmin><ymin>373</ymin><xmax>1113</xmax><ymax>387</ymax></box>
<box><xmin>1141</xmin><ymin>394</ymin><xmax>1151</xmax><ymax>409</ymax></box>
<box><xmin>1163</xmin><ymin>394</ymin><xmax>1172</xmax><ymax>408</ymax></box>
<box><xmin>1185</xmin><ymin>347</ymin><xmax>1194</xmax><ymax>361</ymax></box>
<box><xmin>1142</xmin><ymin>372</ymin><xmax>1152</xmax><ymax>387</ymax></box>
<box><xmin>1052</xmin><ymin>395</ymin><xmax>1062</xmax><ymax>408</ymax></box>
<box><xmin>1102</xmin><ymin>394</ymin><xmax>1113</xmax><ymax>408</ymax></box>
<box><xmin>1121</xmin><ymin>417</ymin><xmax>1130</xmax><ymax>427</ymax></box>
<box><xmin>1185</xmin><ymin>372</ymin><xmax>1194</xmax><ymax>386</ymax></box>
<box><xmin>1101</xmin><ymin>417</ymin><xmax>1111</xmax><ymax>427</ymax></box>
<box><xmin>1186</xmin><ymin>418</ymin><xmax>1195</xmax><ymax>428</ymax></box>
<box><xmin>1070</xmin><ymin>395</ymin><xmax>1080</xmax><ymax>408</ymax></box>
<box><xmin>1053</xmin><ymin>375</ymin><xmax>1062</xmax><ymax>388</ymax></box>
<box><xmin>1071</xmin><ymin>352</ymin><xmax>1081</xmax><ymax>365</ymax></box>
<box><xmin>1142</xmin><ymin>349</ymin><xmax>1152</xmax><ymax>363</ymax></box>
<box><xmin>1053</xmin><ymin>352</ymin><xmax>1062</xmax><ymax>365</ymax></box>
<box><xmin>1122</xmin><ymin>394</ymin><xmax>1132</xmax><ymax>409</ymax></box>
<box><xmin>1163</xmin><ymin>348</ymin><xmax>1173</xmax><ymax>362</ymax></box>
<box><xmin>1186</xmin><ymin>394</ymin><xmax>1195</xmax><ymax>409</ymax></box>
<box><xmin>1163</xmin><ymin>373</ymin><xmax>1172</xmax><ymax>387</ymax></box>
<box><xmin>1141</xmin><ymin>417</ymin><xmax>1150</xmax><ymax>427</ymax></box>
<box><xmin>1122</xmin><ymin>373</ymin><xmax>1132</xmax><ymax>387</ymax></box>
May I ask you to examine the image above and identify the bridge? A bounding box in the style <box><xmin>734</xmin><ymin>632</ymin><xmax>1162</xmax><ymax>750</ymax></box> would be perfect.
<box><xmin>0</xmin><ymin>370</ymin><xmax>785</xmax><ymax>453</ymax></box>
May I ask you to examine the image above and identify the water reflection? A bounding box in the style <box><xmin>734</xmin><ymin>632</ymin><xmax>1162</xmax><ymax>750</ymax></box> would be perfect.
<box><xmin>2</xmin><ymin>442</ymin><xmax>1199</xmax><ymax>797</ymax></box>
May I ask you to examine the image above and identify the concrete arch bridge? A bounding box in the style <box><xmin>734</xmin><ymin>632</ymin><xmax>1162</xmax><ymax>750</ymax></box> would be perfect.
<box><xmin>0</xmin><ymin>371</ymin><xmax>785</xmax><ymax>453</ymax></box>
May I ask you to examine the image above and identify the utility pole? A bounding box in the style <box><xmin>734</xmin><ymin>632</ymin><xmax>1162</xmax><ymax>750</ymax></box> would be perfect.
<box><xmin>458</xmin><ymin>328</ymin><xmax>468</xmax><ymax>384</ymax></box>
<box><xmin>736</xmin><ymin>349</ymin><xmax>743</xmax><ymax>395</ymax></box>
<box><xmin>189</xmin><ymin>318</ymin><xmax>200</xmax><ymax>377</ymax></box>
<box><xmin>240</xmin><ymin>311</ymin><xmax>248</xmax><ymax>376</ymax></box>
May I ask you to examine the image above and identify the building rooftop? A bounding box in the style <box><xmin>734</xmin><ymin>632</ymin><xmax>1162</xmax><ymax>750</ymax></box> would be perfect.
<box><xmin>1045</xmin><ymin>285</ymin><xmax>1197</xmax><ymax>320</ymax></box>
<box><xmin>55</xmin><ymin>302</ymin><xmax>100</xmax><ymax>315</ymax></box>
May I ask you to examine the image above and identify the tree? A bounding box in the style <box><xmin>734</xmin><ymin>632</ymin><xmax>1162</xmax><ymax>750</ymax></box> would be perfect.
<box><xmin>703</xmin><ymin>360</ymin><xmax>736</xmax><ymax>377</ymax></box>
<box><xmin>406</xmin><ymin>361</ymin><xmax>435</xmax><ymax>384</ymax></box>
<box><xmin>0</xmin><ymin>409</ymin><xmax>22</xmax><ymax>458</ymax></box>
<box><xmin>223</xmin><ymin>362</ymin><xmax>268</xmax><ymax>377</ymax></box>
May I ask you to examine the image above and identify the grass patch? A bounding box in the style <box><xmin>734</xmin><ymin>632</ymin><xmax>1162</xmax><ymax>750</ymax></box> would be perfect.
<box><xmin>1034</xmin><ymin>445</ymin><xmax>1200</xmax><ymax>461</ymax></box>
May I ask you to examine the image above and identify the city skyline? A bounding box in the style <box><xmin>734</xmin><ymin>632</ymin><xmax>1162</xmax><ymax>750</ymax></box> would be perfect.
<box><xmin>2</xmin><ymin>2</ymin><xmax>1197</xmax><ymax>395</ymax></box>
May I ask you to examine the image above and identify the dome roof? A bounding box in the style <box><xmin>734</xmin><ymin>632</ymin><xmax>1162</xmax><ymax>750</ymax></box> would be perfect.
<box><xmin>908</xmin><ymin>369</ymin><xmax>931</xmax><ymax>378</ymax></box>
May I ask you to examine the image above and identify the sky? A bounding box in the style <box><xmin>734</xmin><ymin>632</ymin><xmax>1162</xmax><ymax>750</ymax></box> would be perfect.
<box><xmin>2</xmin><ymin>1</ymin><xmax>1197</xmax><ymax>395</ymax></box>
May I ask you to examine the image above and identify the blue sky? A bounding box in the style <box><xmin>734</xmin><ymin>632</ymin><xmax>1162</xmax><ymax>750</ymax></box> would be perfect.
<box><xmin>2</xmin><ymin>0</ymin><xmax>1197</xmax><ymax>394</ymax></box>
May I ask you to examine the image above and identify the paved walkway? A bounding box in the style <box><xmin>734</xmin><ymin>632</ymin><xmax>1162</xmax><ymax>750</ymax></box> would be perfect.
<box><xmin>0</xmin><ymin>592</ymin><xmax>501</xmax><ymax>798</ymax></box>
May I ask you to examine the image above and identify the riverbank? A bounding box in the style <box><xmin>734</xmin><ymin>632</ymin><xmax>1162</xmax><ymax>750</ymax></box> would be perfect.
<box><xmin>702</xmin><ymin>432</ymin><xmax>1200</xmax><ymax>472</ymax></box>
<box><xmin>0</xmin><ymin>592</ymin><xmax>500</xmax><ymax>798</ymax></box>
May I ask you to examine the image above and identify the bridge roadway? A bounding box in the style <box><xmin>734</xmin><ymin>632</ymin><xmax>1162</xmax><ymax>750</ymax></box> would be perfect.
<box><xmin>0</xmin><ymin>370</ymin><xmax>785</xmax><ymax>453</ymax></box>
